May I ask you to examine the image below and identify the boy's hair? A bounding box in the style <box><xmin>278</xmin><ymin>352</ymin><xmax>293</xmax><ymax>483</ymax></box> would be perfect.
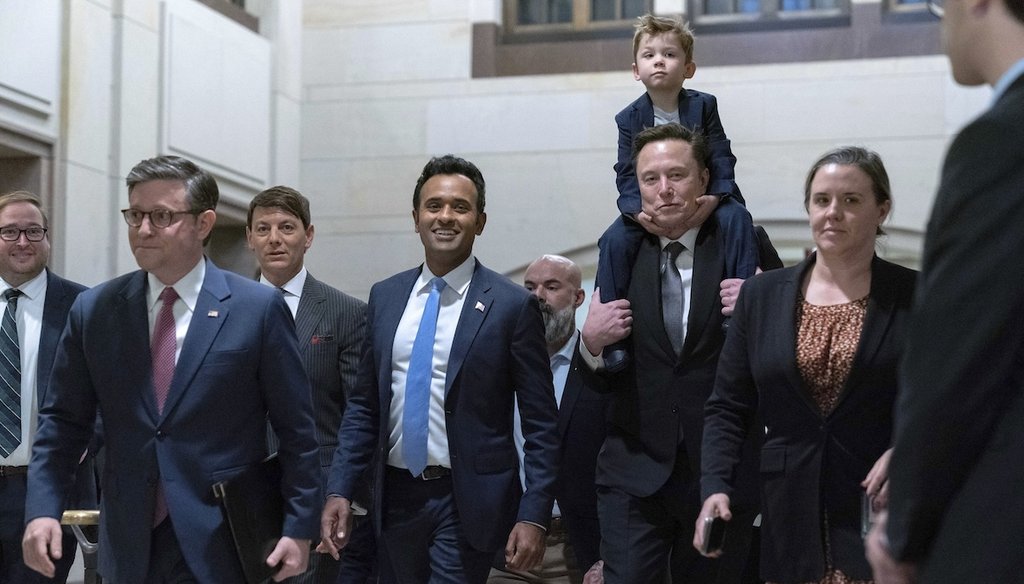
<box><xmin>413</xmin><ymin>155</ymin><xmax>486</xmax><ymax>213</ymax></box>
<box><xmin>632</xmin><ymin>14</ymin><xmax>695</xmax><ymax>63</ymax></box>
<box><xmin>631</xmin><ymin>123</ymin><xmax>709</xmax><ymax>170</ymax></box>
<box><xmin>248</xmin><ymin>186</ymin><xmax>311</xmax><ymax>229</ymax></box>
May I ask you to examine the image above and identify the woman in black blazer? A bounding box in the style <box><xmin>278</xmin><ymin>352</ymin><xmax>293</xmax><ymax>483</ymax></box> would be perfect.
<box><xmin>694</xmin><ymin>147</ymin><xmax>917</xmax><ymax>584</ymax></box>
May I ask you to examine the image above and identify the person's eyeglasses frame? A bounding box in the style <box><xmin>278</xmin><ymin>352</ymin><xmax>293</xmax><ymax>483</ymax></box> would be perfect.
<box><xmin>0</xmin><ymin>226</ymin><xmax>48</xmax><ymax>242</ymax></box>
<box><xmin>927</xmin><ymin>0</ymin><xmax>944</xmax><ymax>18</ymax></box>
<box><xmin>121</xmin><ymin>208</ymin><xmax>202</xmax><ymax>229</ymax></box>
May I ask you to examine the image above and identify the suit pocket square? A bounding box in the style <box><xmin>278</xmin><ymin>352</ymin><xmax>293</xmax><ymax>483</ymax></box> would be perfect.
<box><xmin>311</xmin><ymin>334</ymin><xmax>334</xmax><ymax>345</ymax></box>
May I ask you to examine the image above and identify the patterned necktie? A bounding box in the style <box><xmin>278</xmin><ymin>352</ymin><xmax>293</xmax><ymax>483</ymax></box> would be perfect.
<box><xmin>0</xmin><ymin>289</ymin><xmax>23</xmax><ymax>457</ymax></box>
<box><xmin>151</xmin><ymin>287</ymin><xmax>179</xmax><ymax>414</ymax></box>
<box><xmin>662</xmin><ymin>242</ymin><xmax>685</xmax><ymax>355</ymax></box>
<box><xmin>403</xmin><ymin>277</ymin><xmax>447</xmax><ymax>477</ymax></box>
<box><xmin>151</xmin><ymin>287</ymin><xmax>178</xmax><ymax>526</ymax></box>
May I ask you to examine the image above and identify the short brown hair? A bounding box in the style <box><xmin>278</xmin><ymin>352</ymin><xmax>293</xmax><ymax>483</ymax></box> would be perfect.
<box><xmin>632</xmin><ymin>14</ymin><xmax>695</xmax><ymax>63</ymax></box>
<box><xmin>803</xmin><ymin>146</ymin><xmax>892</xmax><ymax>236</ymax></box>
<box><xmin>248</xmin><ymin>186</ymin><xmax>311</xmax><ymax>229</ymax></box>
<box><xmin>0</xmin><ymin>191</ymin><xmax>48</xmax><ymax>228</ymax></box>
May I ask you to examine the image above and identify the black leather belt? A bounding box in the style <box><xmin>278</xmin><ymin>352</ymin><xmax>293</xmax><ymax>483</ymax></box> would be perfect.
<box><xmin>0</xmin><ymin>465</ymin><xmax>28</xmax><ymax>477</ymax></box>
<box><xmin>387</xmin><ymin>465</ymin><xmax>451</xmax><ymax>481</ymax></box>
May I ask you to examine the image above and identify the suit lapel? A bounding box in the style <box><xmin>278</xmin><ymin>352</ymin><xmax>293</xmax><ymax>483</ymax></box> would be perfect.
<box><xmin>683</xmin><ymin>218</ymin><xmax>724</xmax><ymax>360</ymax></box>
<box><xmin>37</xmin><ymin>270</ymin><xmax>65</xmax><ymax>407</ymax></box>
<box><xmin>632</xmin><ymin>237</ymin><xmax>677</xmax><ymax>360</ymax></box>
<box><xmin>779</xmin><ymin>257</ymin><xmax>822</xmax><ymax>417</ymax></box>
<box><xmin>117</xmin><ymin>271</ymin><xmax>160</xmax><ymax>423</ymax></box>
<box><xmin>296</xmin><ymin>274</ymin><xmax>327</xmax><ymax>351</ymax></box>
<box><xmin>834</xmin><ymin>256</ymin><xmax>896</xmax><ymax>412</ymax></box>
<box><xmin>377</xmin><ymin>269</ymin><xmax>420</xmax><ymax>407</ymax></box>
<box><xmin>556</xmin><ymin>345</ymin><xmax>584</xmax><ymax>438</ymax></box>
<box><xmin>446</xmin><ymin>261</ymin><xmax>490</xmax><ymax>397</ymax></box>
<box><xmin>162</xmin><ymin>260</ymin><xmax>230</xmax><ymax>419</ymax></box>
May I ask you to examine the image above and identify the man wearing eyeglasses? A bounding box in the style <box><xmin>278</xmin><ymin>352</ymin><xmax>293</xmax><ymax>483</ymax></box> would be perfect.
<box><xmin>865</xmin><ymin>1</ymin><xmax>1024</xmax><ymax>583</ymax></box>
<box><xmin>22</xmin><ymin>156</ymin><xmax>320</xmax><ymax>584</ymax></box>
<box><xmin>0</xmin><ymin>191</ymin><xmax>93</xmax><ymax>584</ymax></box>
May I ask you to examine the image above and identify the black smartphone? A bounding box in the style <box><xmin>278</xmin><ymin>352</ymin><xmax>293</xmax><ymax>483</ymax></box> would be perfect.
<box><xmin>700</xmin><ymin>516</ymin><xmax>727</xmax><ymax>555</ymax></box>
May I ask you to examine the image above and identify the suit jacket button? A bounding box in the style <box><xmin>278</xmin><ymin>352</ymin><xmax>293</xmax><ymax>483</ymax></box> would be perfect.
<box><xmin>156</xmin><ymin>430</ymin><xmax>165</xmax><ymax>439</ymax></box>
<box><xmin>672</xmin><ymin>406</ymin><xmax>679</xmax><ymax>413</ymax></box>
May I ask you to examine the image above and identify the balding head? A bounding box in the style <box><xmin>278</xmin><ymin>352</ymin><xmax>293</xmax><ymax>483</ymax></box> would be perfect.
<box><xmin>524</xmin><ymin>255</ymin><xmax>585</xmax><ymax>355</ymax></box>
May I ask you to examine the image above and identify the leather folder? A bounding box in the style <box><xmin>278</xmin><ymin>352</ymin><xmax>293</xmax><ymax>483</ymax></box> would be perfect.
<box><xmin>212</xmin><ymin>454</ymin><xmax>283</xmax><ymax>584</ymax></box>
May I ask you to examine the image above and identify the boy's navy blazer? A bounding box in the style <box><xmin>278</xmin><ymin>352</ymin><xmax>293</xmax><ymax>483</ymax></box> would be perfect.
<box><xmin>329</xmin><ymin>260</ymin><xmax>560</xmax><ymax>553</ymax></box>
<box><xmin>614</xmin><ymin>88</ymin><xmax>742</xmax><ymax>216</ymax></box>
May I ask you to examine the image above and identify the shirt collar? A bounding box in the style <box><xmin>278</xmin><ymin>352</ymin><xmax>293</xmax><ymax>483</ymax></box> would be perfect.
<box><xmin>992</xmin><ymin>57</ymin><xmax>1024</xmax><ymax>106</ymax></box>
<box><xmin>1</xmin><ymin>269</ymin><xmax>47</xmax><ymax>301</ymax></box>
<box><xmin>659</xmin><ymin>225</ymin><xmax>700</xmax><ymax>252</ymax></box>
<box><xmin>552</xmin><ymin>329</ymin><xmax>578</xmax><ymax>364</ymax></box>
<box><xmin>260</xmin><ymin>266</ymin><xmax>307</xmax><ymax>298</ymax></box>
<box><xmin>147</xmin><ymin>257</ymin><xmax>206</xmax><ymax>313</ymax></box>
<box><xmin>416</xmin><ymin>255</ymin><xmax>475</xmax><ymax>298</ymax></box>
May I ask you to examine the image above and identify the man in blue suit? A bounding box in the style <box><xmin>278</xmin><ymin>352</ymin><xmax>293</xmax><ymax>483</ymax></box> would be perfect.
<box><xmin>320</xmin><ymin>155</ymin><xmax>561</xmax><ymax>584</ymax></box>
<box><xmin>0</xmin><ymin>191</ymin><xmax>92</xmax><ymax>583</ymax></box>
<box><xmin>23</xmin><ymin>156</ymin><xmax>320</xmax><ymax>583</ymax></box>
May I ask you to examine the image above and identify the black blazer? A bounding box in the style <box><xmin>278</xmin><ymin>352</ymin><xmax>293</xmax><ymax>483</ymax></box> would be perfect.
<box><xmin>702</xmin><ymin>254</ymin><xmax>916</xmax><ymax>582</ymax></box>
<box><xmin>886</xmin><ymin>73</ymin><xmax>1024</xmax><ymax>583</ymax></box>
<box><xmin>555</xmin><ymin>339</ymin><xmax>609</xmax><ymax>570</ymax></box>
<box><xmin>593</xmin><ymin>216</ymin><xmax>759</xmax><ymax>511</ymax></box>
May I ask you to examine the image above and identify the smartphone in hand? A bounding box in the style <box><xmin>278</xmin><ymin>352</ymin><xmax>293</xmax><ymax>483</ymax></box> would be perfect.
<box><xmin>700</xmin><ymin>516</ymin><xmax>727</xmax><ymax>555</ymax></box>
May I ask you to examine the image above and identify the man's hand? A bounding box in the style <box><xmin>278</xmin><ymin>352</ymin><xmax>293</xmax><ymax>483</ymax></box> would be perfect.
<box><xmin>583</xmin><ymin>560</ymin><xmax>604</xmax><ymax>584</ymax></box>
<box><xmin>504</xmin><ymin>522</ymin><xmax>545</xmax><ymax>571</ymax></box>
<box><xmin>693</xmin><ymin>493</ymin><xmax>731</xmax><ymax>558</ymax></box>
<box><xmin>581</xmin><ymin>288</ymin><xmax>632</xmax><ymax>356</ymax></box>
<box><xmin>866</xmin><ymin>512</ymin><xmax>917</xmax><ymax>584</ymax></box>
<box><xmin>318</xmin><ymin>496</ymin><xmax>354</xmax><ymax>560</ymax></box>
<box><xmin>719</xmin><ymin>267</ymin><xmax>760</xmax><ymax>316</ymax></box>
<box><xmin>22</xmin><ymin>517</ymin><xmax>63</xmax><ymax>578</ymax></box>
<box><xmin>267</xmin><ymin>536</ymin><xmax>310</xmax><ymax>581</ymax></box>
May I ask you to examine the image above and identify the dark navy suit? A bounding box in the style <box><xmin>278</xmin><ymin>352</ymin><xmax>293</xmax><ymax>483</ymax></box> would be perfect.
<box><xmin>1</xmin><ymin>270</ymin><xmax>92</xmax><ymax>584</ymax></box>
<box><xmin>27</xmin><ymin>259</ymin><xmax>320</xmax><ymax>584</ymax></box>
<box><xmin>329</xmin><ymin>260</ymin><xmax>560</xmax><ymax>581</ymax></box>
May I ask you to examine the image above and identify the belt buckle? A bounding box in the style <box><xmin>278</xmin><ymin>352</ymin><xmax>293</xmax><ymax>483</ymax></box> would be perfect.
<box><xmin>420</xmin><ymin>466</ymin><xmax>447</xmax><ymax>480</ymax></box>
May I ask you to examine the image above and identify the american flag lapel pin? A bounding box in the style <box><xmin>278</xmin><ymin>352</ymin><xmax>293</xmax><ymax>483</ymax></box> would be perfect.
<box><xmin>207</xmin><ymin>310</ymin><xmax>219</xmax><ymax>318</ymax></box>
<box><xmin>475</xmin><ymin>301</ymin><xmax>485</xmax><ymax>313</ymax></box>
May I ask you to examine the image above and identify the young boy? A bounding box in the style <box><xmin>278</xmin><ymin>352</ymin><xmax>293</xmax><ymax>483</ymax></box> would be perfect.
<box><xmin>598</xmin><ymin>14</ymin><xmax>758</xmax><ymax>371</ymax></box>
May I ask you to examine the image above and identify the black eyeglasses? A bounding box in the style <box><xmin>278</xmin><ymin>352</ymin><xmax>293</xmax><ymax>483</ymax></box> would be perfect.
<box><xmin>0</xmin><ymin>226</ymin><xmax>48</xmax><ymax>242</ymax></box>
<box><xmin>927</xmin><ymin>0</ymin><xmax>944</xmax><ymax>17</ymax></box>
<box><xmin>121</xmin><ymin>208</ymin><xmax>200</xmax><ymax>229</ymax></box>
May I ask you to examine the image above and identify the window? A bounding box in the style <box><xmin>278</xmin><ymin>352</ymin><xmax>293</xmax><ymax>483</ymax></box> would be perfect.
<box><xmin>691</xmin><ymin>0</ymin><xmax>848</xmax><ymax>28</ymax></box>
<box><xmin>507</xmin><ymin>0</ymin><xmax>652</xmax><ymax>32</ymax></box>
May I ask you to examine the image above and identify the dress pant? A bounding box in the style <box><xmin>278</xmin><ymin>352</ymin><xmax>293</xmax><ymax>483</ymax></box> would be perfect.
<box><xmin>0</xmin><ymin>472</ymin><xmax>77</xmax><ymax>584</ymax></box>
<box><xmin>486</xmin><ymin>517</ymin><xmax>581</xmax><ymax>584</ymax></box>
<box><xmin>381</xmin><ymin>466</ymin><xmax>492</xmax><ymax>584</ymax></box>
<box><xmin>597</xmin><ymin>448</ymin><xmax>754</xmax><ymax>584</ymax></box>
<box><xmin>143</xmin><ymin>518</ymin><xmax>198</xmax><ymax>584</ymax></box>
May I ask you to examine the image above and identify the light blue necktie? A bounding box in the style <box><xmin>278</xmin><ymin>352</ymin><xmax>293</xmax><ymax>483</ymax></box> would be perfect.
<box><xmin>403</xmin><ymin>277</ymin><xmax>447</xmax><ymax>477</ymax></box>
<box><xmin>0</xmin><ymin>289</ymin><xmax>23</xmax><ymax>457</ymax></box>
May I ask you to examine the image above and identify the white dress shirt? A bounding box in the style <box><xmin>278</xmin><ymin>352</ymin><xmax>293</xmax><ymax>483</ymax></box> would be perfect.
<box><xmin>147</xmin><ymin>259</ymin><xmax>206</xmax><ymax>365</ymax></box>
<box><xmin>386</xmin><ymin>256</ymin><xmax>476</xmax><ymax>469</ymax></box>
<box><xmin>260</xmin><ymin>267</ymin><xmax>306</xmax><ymax>318</ymax></box>
<box><xmin>1</xmin><ymin>270</ymin><xmax>47</xmax><ymax>466</ymax></box>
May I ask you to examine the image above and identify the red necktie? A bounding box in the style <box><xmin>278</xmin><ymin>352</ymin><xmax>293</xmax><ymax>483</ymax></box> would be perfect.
<box><xmin>151</xmin><ymin>286</ymin><xmax>178</xmax><ymax>526</ymax></box>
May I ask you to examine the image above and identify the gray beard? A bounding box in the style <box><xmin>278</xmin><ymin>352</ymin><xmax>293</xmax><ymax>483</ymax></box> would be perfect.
<box><xmin>541</xmin><ymin>303</ymin><xmax>576</xmax><ymax>348</ymax></box>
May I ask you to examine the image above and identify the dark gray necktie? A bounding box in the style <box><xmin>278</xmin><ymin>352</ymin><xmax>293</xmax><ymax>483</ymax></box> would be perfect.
<box><xmin>662</xmin><ymin>242</ymin><xmax>685</xmax><ymax>355</ymax></box>
<box><xmin>0</xmin><ymin>289</ymin><xmax>23</xmax><ymax>457</ymax></box>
